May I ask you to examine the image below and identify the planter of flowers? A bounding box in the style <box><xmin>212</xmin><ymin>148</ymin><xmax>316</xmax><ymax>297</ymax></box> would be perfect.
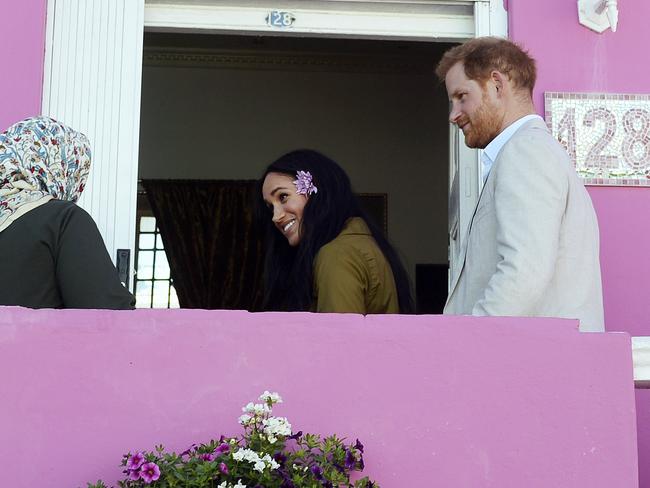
<box><xmin>86</xmin><ymin>391</ymin><xmax>377</xmax><ymax>488</ymax></box>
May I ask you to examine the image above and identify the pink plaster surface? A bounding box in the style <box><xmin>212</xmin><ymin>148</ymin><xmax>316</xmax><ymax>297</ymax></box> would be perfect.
<box><xmin>508</xmin><ymin>0</ymin><xmax>650</xmax><ymax>335</ymax></box>
<box><xmin>508</xmin><ymin>1</ymin><xmax>650</xmax><ymax>484</ymax></box>
<box><xmin>0</xmin><ymin>0</ymin><xmax>46</xmax><ymax>130</ymax></box>
<box><xmin>0</xmin><ymin>307</ymin><xmax>638</xmax><ymax>487</ymax></box>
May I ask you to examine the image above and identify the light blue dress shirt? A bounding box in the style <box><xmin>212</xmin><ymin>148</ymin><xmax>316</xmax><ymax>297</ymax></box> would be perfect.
<box><xmin>481</xmin><ymin>114</ymin><xmax>544</xmax><ymax>183</ymax></box>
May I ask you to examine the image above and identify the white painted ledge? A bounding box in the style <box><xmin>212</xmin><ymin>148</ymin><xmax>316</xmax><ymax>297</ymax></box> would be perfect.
<box><xmin>144</xmin><ymin>1</ymin><xmax>475</xmax><ymax>40</ymax></box>
<box><xmin>633</xmin><ymin>337</ymin><xmax>650</xmax><ymax>388</ymax></box>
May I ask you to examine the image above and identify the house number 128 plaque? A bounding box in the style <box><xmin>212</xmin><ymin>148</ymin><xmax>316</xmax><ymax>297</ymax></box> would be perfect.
<box><xmin>545</xmin><ymin>92</ymin><xmax>650</xmax><ymax>186</ymax></box>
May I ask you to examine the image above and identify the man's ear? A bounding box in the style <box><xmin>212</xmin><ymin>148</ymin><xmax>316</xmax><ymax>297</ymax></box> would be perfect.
<box><xmin>490</xmin><ymin>70</ymin><xmax>508</xmax><ymax>97</ymax></box>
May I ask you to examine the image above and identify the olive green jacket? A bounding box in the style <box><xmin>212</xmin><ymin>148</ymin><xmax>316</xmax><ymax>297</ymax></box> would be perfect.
<box><xmin>312</xmin><ymin>217</ymin><xmax>399</xmax><ymax>314</ymax></box>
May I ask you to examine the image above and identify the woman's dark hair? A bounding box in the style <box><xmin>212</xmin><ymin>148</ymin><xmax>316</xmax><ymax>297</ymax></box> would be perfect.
<box><xmin>256</xmin><ymin>149</ymin><xmax>413</xmax><ymax>313</ymax></box>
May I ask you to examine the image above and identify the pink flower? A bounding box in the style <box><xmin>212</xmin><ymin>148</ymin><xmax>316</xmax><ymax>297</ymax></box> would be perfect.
<box><xmin>293</xmin><ymin>171</ymin><xmax>318</xmax><ymax>196</ymax></box>
<box><xmin>219</xmin><ymin>462</ymin><xmax>229</xmax><ymax>474</ymax></box>
<box><xmin>126</xmin><ymin>452</ymin><xmax>145</xmax><ymax>470</ymax></box>
<box><xmin>139</xmin><ymin>462</ymin><xmax>161</xmax><ymax>484</ymax></box>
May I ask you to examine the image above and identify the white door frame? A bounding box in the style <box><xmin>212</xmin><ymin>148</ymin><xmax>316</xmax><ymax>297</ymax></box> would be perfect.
<box><xmin>42</xmin><ymin>0</ymin><xmax>507</xmax><ymax>290</ymax></box>
<box><xmin>42</xmin><ymin>0</ymin><xmax>145</xmax><ymax>289</ymax></box>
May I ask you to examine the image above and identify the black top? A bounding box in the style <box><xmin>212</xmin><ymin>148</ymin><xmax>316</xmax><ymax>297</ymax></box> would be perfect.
<box><xmin>0</xmin><ymin>200</ymin><xmax>135</xmax><ymax>309</ymax></box>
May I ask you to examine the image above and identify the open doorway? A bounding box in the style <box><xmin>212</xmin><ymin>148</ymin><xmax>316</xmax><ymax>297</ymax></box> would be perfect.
<box><xmin>135</xmin><ymin>32</ymin><xmax>456</xmax><ymax>312</ymax></box>
<box><xmin>42</xmin><ymin>1</ymin><xmax>504</xmax><ymax>302</ymax></box>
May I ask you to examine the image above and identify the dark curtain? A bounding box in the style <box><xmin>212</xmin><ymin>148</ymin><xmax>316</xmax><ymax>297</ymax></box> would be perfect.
<box><xmin>141</xmin><ymin>179</ymin><xmax>264</xmax><ymax>310</ymax></box>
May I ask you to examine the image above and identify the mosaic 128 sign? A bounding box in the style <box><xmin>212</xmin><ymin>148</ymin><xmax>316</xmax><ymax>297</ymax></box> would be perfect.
<box><xmin>545</xmin><ymin>92</ymin><xmax>650</xmax><ymax>186</ymax></box>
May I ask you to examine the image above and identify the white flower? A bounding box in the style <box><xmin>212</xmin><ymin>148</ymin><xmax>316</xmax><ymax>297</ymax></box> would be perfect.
<box><xmin>238</xmin><ymin>414</ymin><xmax>253</xmax><ymax>425</ymax></box>
<box><xmin>259</xmin><ymin>391</ymin><xmax>283</xmax><ymax>404</ymax></box>
<box><xmin>269</xmin><ymin>458</ymin><xmax>280</xmax><ymax>470</ymax></box>
<box><xmin>233</xmin><ymin>450</ymin><xmax>245</xmax><ymax>461</ymax></box>
<box><xmin>267</xmin><ymin>435</ymin><xmax>277</xmax><ymax>444</ymax></box>
<box><xmin>218</xmin><ymin>483</ymin><xmax>228</xmax><ymax>488</ymax></box>
<box><xmin>242</xmin><ymin>402</ymin><xmax>271</xmax><ymax>416</ymax></box>
<box><xmin>234</xmin><ymin>481</ymin><xmax>246</xmax><ymax>488</ymax></box>
<box><xmin>262</xmin><ymin>416</ymin><xmax>292</xmax><ymax>438</ymax></box>
<box><xmin>254</xmin><ymin>460</ymin><xmax>266</xmax><ymax>472</ymax></box>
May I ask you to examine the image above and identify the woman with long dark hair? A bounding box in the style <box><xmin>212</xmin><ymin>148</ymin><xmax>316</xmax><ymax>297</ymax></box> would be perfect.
<box><xmin>258</xmin><ymin>149</ymin><xmax>412</xmax><ymax>314</ymax></box>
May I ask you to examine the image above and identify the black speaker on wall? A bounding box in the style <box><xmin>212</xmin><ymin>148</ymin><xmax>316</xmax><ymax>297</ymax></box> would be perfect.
<box><xmin>415</xmin><ymin>263</ymin><xmax>448</xmax><ymax>314</ymax></box>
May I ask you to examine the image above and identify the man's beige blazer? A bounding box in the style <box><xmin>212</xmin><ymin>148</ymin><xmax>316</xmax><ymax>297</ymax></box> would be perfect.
<box><xmin>444</xmin><ymin>118</ymin><xmax>604</xmax><ymax>332</ymax></box>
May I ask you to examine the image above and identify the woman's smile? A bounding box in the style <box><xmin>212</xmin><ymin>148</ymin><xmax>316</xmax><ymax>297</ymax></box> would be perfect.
<box><xmin>262</xmin><ymin>172</ymin><xmax>308</xmax><ymax>247</ymax></box>
<box><xmin>282</xmin><ymin>219</ymin><xmax>296</xmax><ymax>233</ymax></box>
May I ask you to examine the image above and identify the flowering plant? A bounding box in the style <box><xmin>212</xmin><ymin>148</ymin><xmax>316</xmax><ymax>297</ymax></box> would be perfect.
<box><xmin>86</xmin><ymin>391</ymin><xmax>377</xmax><ymax>488</ymax></box>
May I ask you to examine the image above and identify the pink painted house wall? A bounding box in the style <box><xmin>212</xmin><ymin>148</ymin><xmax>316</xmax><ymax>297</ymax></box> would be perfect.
<box><xmin>508</xmin><ymin>0</ymin><xmax>650</xmax><ymax>485</ymax></box>
<box><xmin>0</xmin><ymin>308</ymin><xmax>639</xmax><ymax>487</ymax></box>
<box><xmin>0</xmin><ymin>0</ymin><xmax>46</xmax><ymax>130</ymax></box>
<box><xmin>509</xmin><ymin>0</ymin><xmax>650</xmax><ymax>336</ymax></box>
<box><xmin>0</xmin><ymin>0</ymin><xmax>647</xmax><ymax>486</ymax></box>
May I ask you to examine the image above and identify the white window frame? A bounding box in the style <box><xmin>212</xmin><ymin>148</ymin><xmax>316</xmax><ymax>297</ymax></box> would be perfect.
<box><xmin>42</xmin><ymin>0</ymin><xmax>507</xmax><ymax>290</ymax></box>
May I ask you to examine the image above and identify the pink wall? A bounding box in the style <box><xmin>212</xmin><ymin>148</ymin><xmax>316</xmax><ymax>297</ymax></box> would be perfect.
<box><xmin>0</xmin><ymin>0</ymin><xmax>46</xmax><ymax>130</ymax></box>
<box><xmin>508</xmin><ymin>1</ymin><xmax>650</xmax><ymax>485</ymax></box>
<box><xmin>509</xmin><ymin>0</ymin><xmax>650</xmax><ymax>336</ymax></box>
<box><xmin>0</xmin><ymin>308</ymin><xmax>638</xmax><ymax>487</ymax></box>
<box><xmin>0</xmin><ymin>2</ymin><xmax>645</xmax><ymax>486</ymax></box>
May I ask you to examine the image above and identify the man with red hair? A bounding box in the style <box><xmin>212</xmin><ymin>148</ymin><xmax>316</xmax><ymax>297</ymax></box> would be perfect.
<box><xmin>438</xmin><ymin>37</ymin><xmax>604</xmax><ymax>331</ymax></box>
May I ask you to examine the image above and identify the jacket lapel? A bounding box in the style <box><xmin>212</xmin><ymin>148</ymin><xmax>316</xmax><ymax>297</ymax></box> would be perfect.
<box><xmin>445</xmin><ymin>117</ymin><xmax>545</xmax><ymax>306</ymax></box>
<box><xmin>446</xmin><ymin>179</ymin><xmax>489</xmax><ymax>305</ymax></box>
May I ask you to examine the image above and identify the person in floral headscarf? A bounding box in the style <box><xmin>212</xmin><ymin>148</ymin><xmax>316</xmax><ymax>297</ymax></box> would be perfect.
<box><xmin>0</xmin><ymin>116</ymin><xmax>134</xmax><ymax>309</ymax></box>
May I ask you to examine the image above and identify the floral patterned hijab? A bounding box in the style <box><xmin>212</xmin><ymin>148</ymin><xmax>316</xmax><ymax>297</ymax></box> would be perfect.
<box><xmin>0</xmin><ymin>116</ymin><xmax>91</xmax><ymax>232</ymax></box>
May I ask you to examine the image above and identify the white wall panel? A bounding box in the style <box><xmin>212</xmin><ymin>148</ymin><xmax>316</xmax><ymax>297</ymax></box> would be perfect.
<box><xmin>43</xmin><ymin>0</ymin><xmax>145</xmax><ymax>287</ymax></box>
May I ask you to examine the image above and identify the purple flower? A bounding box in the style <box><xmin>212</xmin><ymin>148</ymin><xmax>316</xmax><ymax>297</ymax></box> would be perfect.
<box><xmin>354</xmin><ymin>439</ymin><xmax>364</xmax><ymax>453</ymax></box>
<box><xmin>216</xmin><ymin>443</ymin><xmax>230</xmax><ymax>455</ymax></box>
<box><xmin>219</xmin><ymin>462</ymin><xmax>229</xmax><ymax>475</ymax></box>
<box><xmin>139</xmin><ymin>462</ymin><xmax>161</xmax><ymax>484</ymax></box>
<box><xmin>344</xmin><ymin>449</ymin><xmax>356</xmax><ymax>470</ymax></box>
<box><xmin>310</xmin><ymin>464</ymin><xmax>323</xmax><ymax>480</ymax></box>
<box><xmin>288</xmin><ymin>430</ymin><xmax>302</xmax><ymax>441</ymax></box>
<box><xmin>126</xmin><ymin>452</ymin><xmax>145</xmax><ymax>470</ymax></box>
<box><xmin>200</xmin><ymin>453</ymin><xmax>215</xmax><ymax>462</ymax></box>
<box><xmin>293</xmin><ymin>171</ymin><xmax>318</xmax><ymax>196</ymax></box>
<box><xmin>274</xmin><ymin>452</ymin><xmax>287</xmax><ymax>465</ymax></box>
<box><xmin>128</xmin><ymin>469</ymin><xmax>141</xmax><ymax>481</ymax></box>
<box><xmin>180</xmin><ymin>444</ymin><xmax>197</xmax><ymax>458</ymax></box>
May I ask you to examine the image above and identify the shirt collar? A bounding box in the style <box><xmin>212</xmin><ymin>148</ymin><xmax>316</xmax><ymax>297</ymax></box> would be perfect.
<box><xmin>340</xmin><ymin>217</ymin><xmax>371</xmax><ymax>236</ymax></box>
<box><xmin>481</xmin><ymin>114</ymin><xmax>543</xmax><ymax>181</ymax></box>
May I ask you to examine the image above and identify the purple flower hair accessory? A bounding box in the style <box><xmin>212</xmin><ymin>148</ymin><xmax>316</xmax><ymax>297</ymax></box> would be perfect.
<box><xmin>293</xmin><ymin>171</ymin><xmax>318</xmax><ymax>196</ymax></box>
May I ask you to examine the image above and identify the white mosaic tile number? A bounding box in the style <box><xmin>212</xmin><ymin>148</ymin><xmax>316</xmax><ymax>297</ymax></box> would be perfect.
<box><xmin>545</xmin><ymin>92</ymin><xmax>650</xmax><ymax>186</ymax></box>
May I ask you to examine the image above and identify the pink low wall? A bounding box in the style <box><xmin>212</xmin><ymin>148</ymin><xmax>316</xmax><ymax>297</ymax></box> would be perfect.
<box><xmin>0</xmin><ymin>0</ymin><xmax>46</xmax><ymax>130</ymax></box>
<box><xmin>0</xmin><ymin>308</ymin><xmax>638</xmax><ymax>487</ymax></box>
